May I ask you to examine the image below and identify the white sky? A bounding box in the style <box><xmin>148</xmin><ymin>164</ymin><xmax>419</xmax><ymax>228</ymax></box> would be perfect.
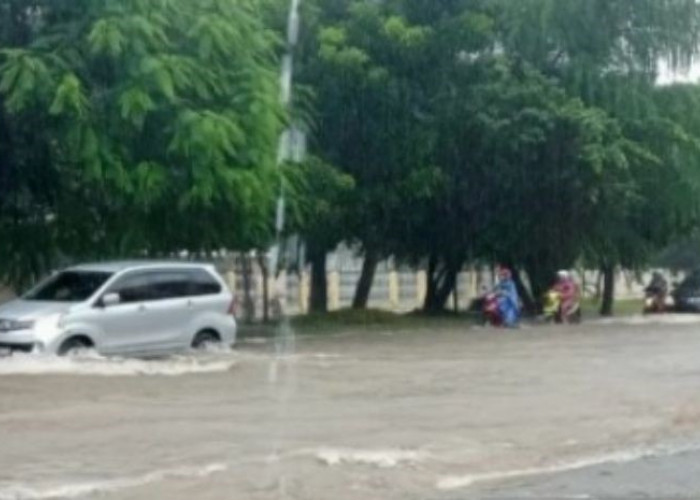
<box><xmin>657</xmin><ymin>61</ymin><xmax>700</xmax><ymax>85</ymax></box>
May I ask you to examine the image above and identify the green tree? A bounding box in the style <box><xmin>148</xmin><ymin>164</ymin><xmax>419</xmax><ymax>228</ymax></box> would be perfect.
<box><xmin>298</xmin><ymin>0</ymin><xmax>700</xmax><ymax>315</ymax></box>
<box><xmin>0</xmin><ymin>0</ymin><xmax>283</xmax><ymax>289</ymax></box>
<box><xmin>409</xmin><ymin>59</ymin><xmax>636</xmax><ymax>311</ymax></box>
<box><xmin>492</xmin><ymin>0</ymin><xmax>700</xmax><ymax>314</ymax></box>
<box><xmin>301</xmin><ymin>0</ymin><xmax>494</xmax><ymax>309</ymax></box>
<box><xmin>285</xmin><ymin>157</ymin><xmax>354</xmax><ymax>312</ymax></box>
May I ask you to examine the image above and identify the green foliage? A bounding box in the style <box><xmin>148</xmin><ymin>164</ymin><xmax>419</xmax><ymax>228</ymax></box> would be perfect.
<box><xmin>285</xmin><ymin>157</ymin><xmax>355</xmax><ymax>252</ymax></box>
<box><xmin>4</xmin><ymin>0</ymin><xmax>700</xmax><ymax>311</ymax></box>
<box><xmin>299</xmin><ymin>0</ymin><xmax>445</xmax><ymax>264</ymax></box>
<box><xmin>0</xmin><ymin>0</ymin><xmax>283</xmax><ymax>288</ymax></box>
<box><xmin>299</xmin><ymin>0</ymin><xmax>700</xmax><ymax>311</ymax></box>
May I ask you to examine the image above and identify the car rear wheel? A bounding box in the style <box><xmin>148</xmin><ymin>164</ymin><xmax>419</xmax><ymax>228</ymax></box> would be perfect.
<box><xmin>58</xmin><ymin>336</ymin><xmax>95</xmax><ymax>357</ymax></box>
<box><xmin>191</xmin><ymin>330</ymin><xmax>221</xmax><ymax>351</ymax></box>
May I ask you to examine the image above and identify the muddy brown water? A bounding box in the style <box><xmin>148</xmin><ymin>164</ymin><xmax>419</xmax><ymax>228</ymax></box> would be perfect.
<box><xmin>2</xmin><ymin>318</ymin><xmax>700</xmax><ymax>499</ymax></box>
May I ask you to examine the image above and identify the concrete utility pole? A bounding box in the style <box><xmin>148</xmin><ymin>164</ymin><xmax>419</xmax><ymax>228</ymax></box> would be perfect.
<box><xmin>270</xmin><ymin>0</ymin><xmax>305</xmax><ymax>319</ymax></box>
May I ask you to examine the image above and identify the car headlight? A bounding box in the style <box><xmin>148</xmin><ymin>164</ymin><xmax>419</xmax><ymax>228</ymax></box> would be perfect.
<box><xmin>33</xmin><ymin>313</ymin><xmax>65</xmax><ymax>332</ymax></box>
<box><xmin>0</xmin><ymin>319</ymin><xmax>35</xmax><ymax>332</ymax></box>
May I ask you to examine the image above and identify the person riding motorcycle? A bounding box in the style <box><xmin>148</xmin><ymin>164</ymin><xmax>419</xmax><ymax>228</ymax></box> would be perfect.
<box><xmin>542</xmin><ymin>288</ymin><xmax>562</xmax><ymax>322</ymax></box>
<box><xmin>492</xmin><ymin>267</ymin><xmax>521</xmax><ymax>327</ymax></box>
<box><xmin>549</xmin><ymin>270</ymin><xmax>581</xmax><ymax>323</ymax></box>
<box><xmin>644</xmin><ymin>271</ymin><xmax>669</xmax><ymax>313</ymax></box>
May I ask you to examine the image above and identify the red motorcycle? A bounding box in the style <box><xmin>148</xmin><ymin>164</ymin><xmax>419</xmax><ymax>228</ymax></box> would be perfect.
<box><xmin>482</xmin><ymin>292</ymin><xmax>503</xmax><ymax>326</ymax></box>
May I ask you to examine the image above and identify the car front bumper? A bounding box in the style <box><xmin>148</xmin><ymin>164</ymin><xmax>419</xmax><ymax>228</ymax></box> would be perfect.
<box><xmin>0</xmin><ymin>341</ymin><xmax>36</xmax><ymax>354</ymax></box>
<box><xmin>0</xmin><ymin>329</ymin><xmax>48</xmax><ymax>354</ymax></box>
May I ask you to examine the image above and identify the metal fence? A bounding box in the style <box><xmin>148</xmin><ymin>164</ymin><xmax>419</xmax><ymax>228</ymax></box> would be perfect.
<box><xmin>0</xmin><ymin>251</ymin><xmax>680</xmax><ymax>320</ymax></box>
<box><xmin>215</xmin><ymin>252</ymin><xmax>674</xmax><ymax>320</ymax></box>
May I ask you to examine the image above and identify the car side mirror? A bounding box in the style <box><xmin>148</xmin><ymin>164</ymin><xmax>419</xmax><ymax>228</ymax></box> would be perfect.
<box><xmin>101</xmin><ymin>293</ymin><xmax>121</xmax><ymax>308</ymax></box>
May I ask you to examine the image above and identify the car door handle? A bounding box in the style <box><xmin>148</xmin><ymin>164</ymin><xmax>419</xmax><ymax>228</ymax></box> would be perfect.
<box><xmin>138</xmin><ymin>304</ymin><xmax>147</xmax><ymax>313</ymax></box>
<box><xmin>187</xmin><ymin>299</ymin><xmax>194</xmax><ymax>308</ymax></box>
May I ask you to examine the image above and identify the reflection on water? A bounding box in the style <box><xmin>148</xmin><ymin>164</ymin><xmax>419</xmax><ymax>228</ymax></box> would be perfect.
<box><xmin>265</xmin><ymin>315</ymin><xmax>298</xmax><ymax>498</ymax></box>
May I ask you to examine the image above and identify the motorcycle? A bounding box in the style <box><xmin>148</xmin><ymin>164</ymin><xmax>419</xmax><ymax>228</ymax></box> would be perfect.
<box><xmin>482</xmin><ymin>292</ymin><xmax>503</xmax><ymax>326</ymax></box>
<box><xmin>542</xmin><ymin>289</ymin><xmax>561</xmax><ymax>323</ymax></box>
<box><xmin>542</xmin><ymin>289</ymin><xmax>581</xmax><ymax>324</ymax></box>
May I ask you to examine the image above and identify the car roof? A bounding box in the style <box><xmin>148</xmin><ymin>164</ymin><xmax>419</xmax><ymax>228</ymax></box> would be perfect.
<box><xmin>66</xmin><ymin>261</ymin><xmax>216</xmax><ymax>274</ymax></box>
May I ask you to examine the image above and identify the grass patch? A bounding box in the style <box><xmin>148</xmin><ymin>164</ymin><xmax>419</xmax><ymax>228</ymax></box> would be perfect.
<box><xmin>238</xmin><ymin>299</ymin><xmax>645</xmax><ymax>339</ymax></box>
<box><xmin>291</xmin><ymin>308</ymin><xmax>480</xmax><ymax>333</ymax></box>
<box><xmin>291</xmin><ymin>308</ymin><xmax>405</xmax><ymax>330</ymax></box>
<box><xmin>238</xmin><ymin>308</ymin><xmax>480</xmax><ymax>338</ymax></box>
<box><xmin>581</xmin><ymin>298</ymin><xmax>644</xmax><ymax>317</ymax></box>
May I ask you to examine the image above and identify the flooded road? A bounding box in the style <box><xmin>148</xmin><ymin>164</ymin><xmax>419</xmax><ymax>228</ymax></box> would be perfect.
<box><xmin>2</xmin><ymin>318</ymin><xmax>700</xmax><ymax>499</ymax></box>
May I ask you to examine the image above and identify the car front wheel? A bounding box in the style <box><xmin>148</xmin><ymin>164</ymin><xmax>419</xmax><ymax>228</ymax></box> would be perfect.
<box><xmin>58</xmin><ymin>336</ymin><xmax>96</xmax><ymax>357</ymax></box>
<box><xmin>191</xmin><ymin>330</ymin><xmax>221</xmax><ymax>351</ymax></box>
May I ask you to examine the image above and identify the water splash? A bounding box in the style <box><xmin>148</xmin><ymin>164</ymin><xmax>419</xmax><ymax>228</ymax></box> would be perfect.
<box><xmin>0</xmin><ymin>354</ymin><xmax>236</xmax><ymax>377</ymax></box>
<box><xmin>0</xmin><ymin>463</ymin><xmax>227</xmax><ymax>500</ymax></box>
<box><xmin>316</xmin><ymin>448</ymin><xmax>424</xmax><ymax>468</ymax></box>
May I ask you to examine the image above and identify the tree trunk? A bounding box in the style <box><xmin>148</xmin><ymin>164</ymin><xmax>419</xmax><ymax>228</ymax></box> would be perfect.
<box><xmin>453</xmin><ymin>274</ymin><xmax>459</xmax><ymax>312</ymax></box>
<box><xmin>257</xmin><ymin>254</ymin><xmax>269</xmax><ymax>323</ymax></box>
<box><xmin>352</xmin><ymin>250</ymin><xmax>378</xmax><ymax>310</ymax></box>
<box><xmin>241</xmin><ymin>255</ymin><xmax>255</xmax><ymax>324</ymax></box>
<box><xmin>424</xmin><ymin>255</ymin><xmax>439</xmax><ymax>312</ymax></box>
<box><xmin>309</xmin><ymin>246</ymin><xmax>328</xmax><ymax>314</ymax></box>
<box><xmin>437</xmin><ymin>267</ymin><xmax>458</xmax><ymax>311</ymax></box>
<box><xmin>600</xmin><ymin>264</ymin><xmax>615</xmax><ymax>317</ymax></box>
<box><xmin>524</xmin><ymin>260</ymin><xmax>557</xmax><ymax>309</ymax></box>
<box><xmin>512</xmin><ymin>268</ymin><xmax>536</xmax><ymax>314</ymax></box>
<box><xmin>423</xmin><ymin>256</ymin><xmax>459</xmax><ymax>313</ymax></box>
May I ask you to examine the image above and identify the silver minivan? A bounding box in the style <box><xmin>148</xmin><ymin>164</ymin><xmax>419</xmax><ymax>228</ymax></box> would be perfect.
<box><xmin>0</xmin><ymin>261</ymin><xmax>237</xmax><ymax>356</ymax></box>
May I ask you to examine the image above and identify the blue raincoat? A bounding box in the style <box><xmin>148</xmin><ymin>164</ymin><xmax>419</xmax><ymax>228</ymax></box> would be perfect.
<box><xmin>496</xmin><ymin>278</ymin><xmax>520</xmax><ymax>327</ymax></box>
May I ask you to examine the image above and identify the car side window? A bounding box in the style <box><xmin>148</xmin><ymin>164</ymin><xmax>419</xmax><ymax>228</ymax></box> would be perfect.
<box><xmin>189</xmin><ymin>269</ymin><xmax>223</xmax><ymax>296</ymax></box>
<box><xmin>106</xmin><ymin>269</ymin><xmax>222</xmax><ymax>304</ymax></box>
<box><xmin>148</xmin><ymin>272</ymin><xmax>190</xmax><ymax>300</ymax></box>
<box><xmin>109</xmin><ymin>274</ymin><xmax>153</xmax><ymax>304</ymax></box>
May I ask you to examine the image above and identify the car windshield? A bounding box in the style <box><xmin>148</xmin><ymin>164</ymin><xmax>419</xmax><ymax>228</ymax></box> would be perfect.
<box><xmin>24</xmin><ymin>271</ymin><xmax>113</xmax><ymax>302</ymax></box>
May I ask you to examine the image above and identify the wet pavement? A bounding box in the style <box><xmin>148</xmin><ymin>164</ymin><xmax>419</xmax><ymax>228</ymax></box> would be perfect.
<box><xmin>1</xmin><ymin>317</ymin><xmax>700</xmax><ymax>499</ymax></box>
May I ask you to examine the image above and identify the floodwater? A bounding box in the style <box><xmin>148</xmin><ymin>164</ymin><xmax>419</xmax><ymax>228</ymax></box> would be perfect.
<box><xmin>2</xmin><ymin>317</ymin><xmax>700</xmax><ymax>499</ymax></box>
